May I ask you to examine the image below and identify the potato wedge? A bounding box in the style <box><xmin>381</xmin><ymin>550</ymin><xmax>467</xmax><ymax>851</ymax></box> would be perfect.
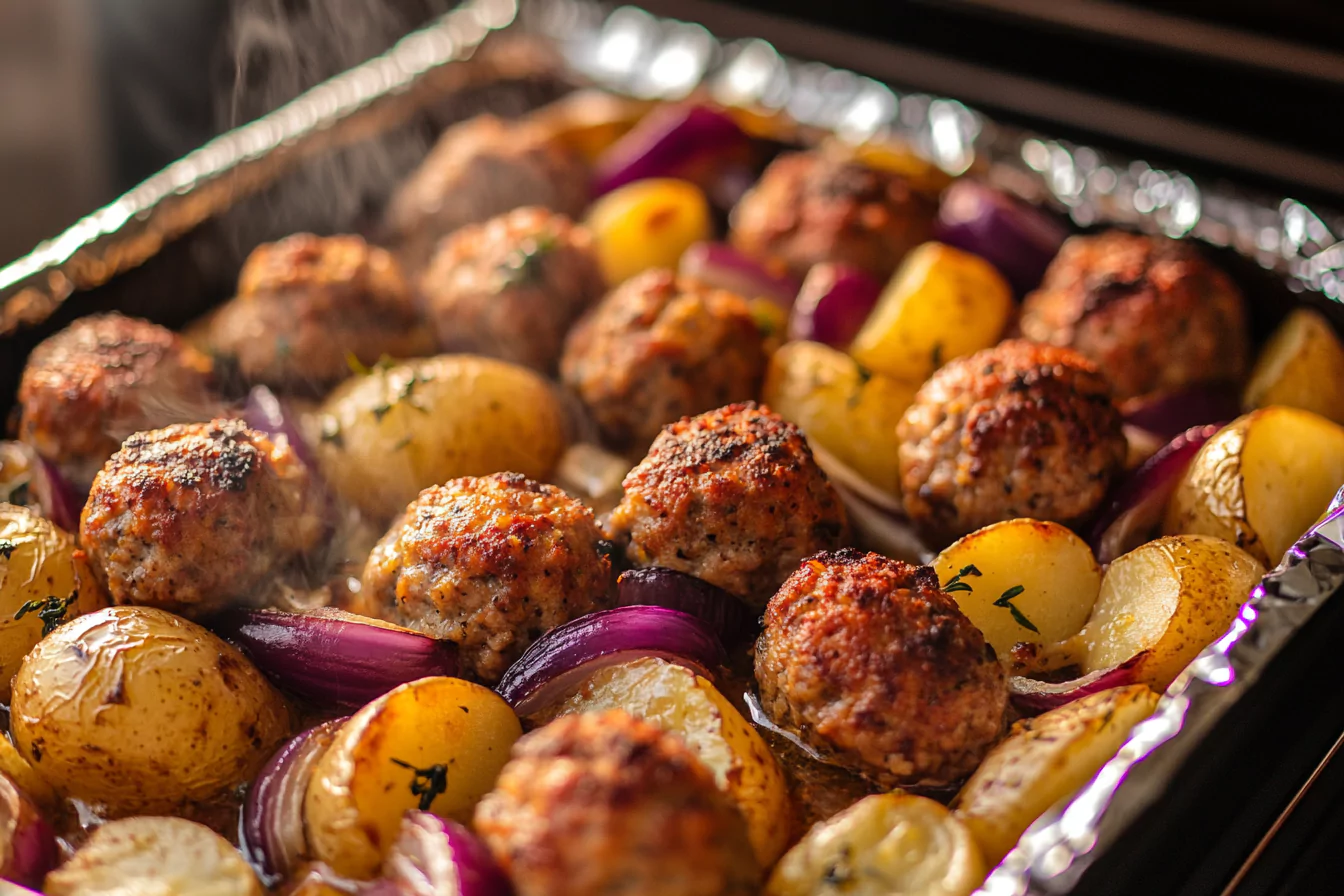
<box><xmin>849</xmin><ymin>242</ymin><xmax>1012</xmax><ymax>382</ymax></box>
<box><xmin>954</xmin><ymin>684</ymin><xmax>1159</xmax><ymax>864</ymax></box>
<box><xmin>933</xmin><ymin>519</ymin><xmax>1101</xmax><ymax>656</ymax></box>
<box><xmin>1163</xmin><ymin>407</ymin><xmax>1344</xmax><ymax>566</ymax></box>
<box><xmin>1243</xmin><ymin>308</ymin><xmax>1344</xmax><ymax>425</ymax></box>
<box><xmin>305</xmin><ymin>676</ymin><xmax>522</xmax><ymax>879</ymax></box>
<box><xmin>44</xmin><ymin>817</ymin><xmax>262</xmax><ymax>896</ymax></box>
<box><xmin>539</xmin><ymin>657</ymin><xmax>792</xmax><ymax>868</ymax></box>
<box><xmin>766</xmin><ymin>792</ymin><xmax>986</xmax><ymax>896</ymax></box>
<box><xmin>763</xmin><ymin>341</ymin><xmax>919</xmax><ymax>498</ymax></box>
<box><xmin>585</xmin><ymin>178</ymin><xmax>711</xmax><ymax>285</ymax></box>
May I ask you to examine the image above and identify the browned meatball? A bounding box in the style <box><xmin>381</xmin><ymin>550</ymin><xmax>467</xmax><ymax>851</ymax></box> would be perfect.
<box><xmin>383</xmin><ymin>115</ymin><xmax>591</xmax><ymax>273</ymax></box>
<box><xmin>17</xmin><ymin>314</ymin><xmax>217</xmax><ymax>489</ymax></box>
<box><xmin>362</xmin><ymin>472</ymin><xmax>613</xmax><ymax>683</ymax></box>
<box><xmin>608</xmin><ymin>403</ymin><xmax>848</xmax><ymax>608</ymax></box>
<box><xmin>80</xmin><ymin>419</ymin><xmax>325</xmax><ymax>616</ymax></box>
<box><xmin>475</xmin><ymin>711</ymin><xmax>759</xmax><ymax>896</ymax></box>
<box><xmin>756</xmin><ymin>550</ymin><xmax>1006</xmax><ymax>786</ymax></box>
<box><xmin>897</xmin><ymin>339</ymin><xmax>1126</xmax><ymax>546</ymax></box>
<box><xmin>561</xmin><ymin>270</ymin><xmax>768</xmax><ymax>453</ymax></box>
<box><xmin>1020</xmin><ymin>231</ymin><xmax>1250</xmax><ymax>400</ymax></box>
<box><xmin>729</xmin><ymin>149</ymin><xmax>937</xmax><ymax>281</ymax></box>
<box><xmin>419</xmin><ymin>207</ymin><xmax>605</xmax><ymax>372</ymax></box>
<box><xmin>207</xmin><ymin>233</ymin><xmax>433</xmax><ymax>395</ymax></box>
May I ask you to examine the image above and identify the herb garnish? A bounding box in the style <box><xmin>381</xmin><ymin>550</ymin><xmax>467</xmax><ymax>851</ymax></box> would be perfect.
<box><xmin>390</xmin><ymin>757</ymin><xmax>448</xmax><ymax>811</ymax></box>
<box><xmin>393</xmin><ymin>435</ymin><xmax>413</xmax><ymax>451</ymax></box>
<box><xmin>0</xmin><ymin>539</ymin><xmax>15</xmax><ymax>559</ymax></box>
<box><xmin>496</xmin><ymin>233</ymin><xmax>557</xmax><ymax>289</ymax></box>
<box><xmin>345</xmin><ymin>352</ymin><xmax>396</xmax><ymax>377</ymax></box>
<box><xmin>930</xmin><ymin>342</ymin><xmax>944</xmax><ymax>371</ymax></box>
<box><xmin>319</xmin><ymin>416</ymin><xmax>344</xmax><ymax>448</ymax></box>
<box><xmin>942</xmin><ymin>564</ymin><xmax>981</xmax><ymax>594</ymax></box>
<box><xmin>15</xmin><ymin>592</ymin><xmax>78</xmax><ymax>636</ymax></box>
<box><xmin>848</xmin><ymin>362</ymin><xmax>875</xmax><ymax>408</ymax></box>
<box><xmin>993</xmin><ymin>584</ymin><xmax>1038</xmax><ymax>633</ymax></box>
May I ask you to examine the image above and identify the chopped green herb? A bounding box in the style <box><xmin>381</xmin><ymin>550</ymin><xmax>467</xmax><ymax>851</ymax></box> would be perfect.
<box><xmin>750</xmin><ymin>304</ymin><xmax>778</xmax><ymax>338</ymax></box>
<box><xmin>931</xmin><ymin>342</ymin><xmax>944</xmax><ymax>370</ymax></box>
<box><xmin>319</xmin><ymin>416</ymin><xmax>344</xmax><ymax>448</ymax></box>
<box><xmin>390</xmin><ymin>757</ymin><xmax>448</xmax><ymax>811</ymax></box>
<box><xmin>371</xmin><ymin>403</ymin><xmax>394</xmax><ymax>421</ymax></box>
<box><xmin>848</xmin><ymin>362</ymin><xmax>875</xmax><ymax>408</ymax></box>
<box><xmin>496</xmin><ymin>232</ymin><xmax>557</xmax><ymax>288</ymax></box>
<box><xmin>345</xmin><ymin>352</ymin><xmax>397</xmax><ymax>377</ymax></box>
<box><xmin>15</xmin><ymin>592</ymin><xmax>78</xmax><ymax>636</ymax></box>
<box><xmin>0</xmin><ymin>539</ymin><xmax>14</xmax><ymax>559</ymax></box>
<box><xmin>393</xmin><ymin>435</ymin><xmax>413</xmax><ymax>451</ymax></box>
<box><xmin>942</xmin><ymin>564</ymin><xmax>981</xmax><ymax>594</ymax></box>
<box><xmin>993</xmin><ymin>584</ymin><xmax>1038</xmax><ymax>633</ymax></box>
<box><xmin>275</xmin><ymin>336</ymin><xmax>292</xmax><ymax>358</ymax></box>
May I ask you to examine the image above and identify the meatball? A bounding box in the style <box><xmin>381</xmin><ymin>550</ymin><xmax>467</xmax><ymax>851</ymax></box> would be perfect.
<box><xmin>561</xmin><ymin>270</ymin><xmax>768</xmax><ymax>453</ymax></box>
<box><xmin>80</xmin><ymin>419</ymin><xmax>325</xmax><ymax>616</ymax></box>
<box><xmin>17</xmin><ymin>313</ymin><xmax>217</xmax><ymax>489</ymax></box>
<box><xmin>1020</xmin><ymin>231</ymin><xmax>1250</xmax><ymax>400</ymax></box>
<box><xmin>419</xmin><ymin>207</ymin><xmax>605</xmax><ymax>372</ymax></box>
<box><xmin>207</xmin><ymin>233</ymin><xmax>433</xmax><ymax>395</ymax></box>
<box><xmin>474</xmin><ymin>711</ymin><xmax>759</xmax><ymax>896</ymax></box>
<box><xmin>728</xmin><ymin>149</ymin><xmax>937</xmax><ymax>281</ymax></box>
<box><xmin>383</xmin><ymin>115</ymin><xmax>591</xmax><ymax>273</ymax></box>
<box><xmin>362</xmin><ymin>472</ymin><xmax>613</xmax><ymax>683</ymax></box>
<box><xmin>607</xmin><ymin>403</ymin><xmax>848</xmax><ymax>608</ymax></box>
<box><xmin>897</xmin><ymin>339</ymin><xmax>1126</xmax><ymax>545</ymax></box>
<box><xmin>755</xmin><ymin>549</ymin><xmax>1007</xmax><ymax>785</ymax></box>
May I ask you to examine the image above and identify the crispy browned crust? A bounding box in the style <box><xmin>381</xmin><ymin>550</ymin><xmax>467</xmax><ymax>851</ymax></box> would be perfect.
<box><xmin>475</xmin><ymin>711</ymin><xmax>760</xmax><ymax>896</ymax></box>
<box><xmin>207</xmin><ymin>233</ymin><xmax>433</xmax><ymax>395</ymax></box>
<box><xmin>728</xmin><ymin>149</ymin><xmax>937</xmax><ymax>280</ymax></box>
<box><xmin>755</xmin><ymin>548</ymin><xmax>1007</xmax><ymax>786</ymax></box>
<box><xmin>608</xmin><ymin>402</ymin><xmax>848</xmax><ymax>607</ymax></box>
<box><xmin>1019</xmin><ymin>231</ymin><xmax>1249</xmax><ymax>399</ymax></box>
<box><xmin>17</xmin><ymin>313</ymin><xmax>216</xmax><ymax>487</ymax></box>
<box><xmin>561</xmin><ymin>270</ymin><xmax>769</xmax><ymax>454</ymax></box>
<box><xmin>80</xmin><ymin>419</ymin><xmax>325</xmax><ymax>616</ymax></box>
<box><xmin>897</xmin><ymin>339</ymin><xmax>1126</xmax><ymax>545</ymax></box>
<box><xmin>362</xmin><ymin>472</ymin><xmax>613</xmax><ymax>683</ymax></box>
<box><xmin>419</xmin><ymin>207</ymin><xmax>606</xmax><ymax>373</ymax></box>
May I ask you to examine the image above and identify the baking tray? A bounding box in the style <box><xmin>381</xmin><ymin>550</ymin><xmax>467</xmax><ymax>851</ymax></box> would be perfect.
<box><xmin>3</xmin><ymin>1</ymin><xmax>1344</xmax><ymax>893</ymax></box>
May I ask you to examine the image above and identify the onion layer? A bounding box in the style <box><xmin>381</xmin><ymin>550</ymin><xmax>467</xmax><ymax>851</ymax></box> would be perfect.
<box><xmin>592</xmin><ymin>104</ymin><xmax>752</xmax><ymax>198</ymax></box>
<box><xmin>0</xmin><ymin>773</ymin><xmax>58</xmax><ymax>889</ymax></box>
<box><xmin>1009</xmin><ymin>657</ymin><xmax>1142</xmax><ymax>714</ymax></box>
<box><xmin>366</xmin><ymin>811</ymin><xmax>513</xmax><ymax>896</ymax></box>
<box><xmin>243</xmin><ymin>385</ymin><xmax>318</xmax><ymax>471</ymax></box>
<box><xmin>787</xmin><ymin>263</ymin><xmax>883</xmax><ymax>348</ymax></box>
<box><xmin>616</xmin><ymin>568</ymin><xmax>757</xmax><ymax>645</ymax></box>
<box><xmin>933</xmin><ymin>179</ymin><xmax>1068</xmax><ymax>295</ymax></box>
<box><xmin>678</xmin><ymin>242</ymin><xmax>800</xmax><ymax>309</ymax></box>
<box><xmin>1120</xmin><ymin>385</ymin><xmax>1241</xmax><ymax>441</ymax></box>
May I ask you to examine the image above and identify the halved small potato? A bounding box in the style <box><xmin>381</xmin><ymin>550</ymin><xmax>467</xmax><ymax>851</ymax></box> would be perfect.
<box><xmin>954</xmin><ymin>684</ymin><xmax>1159</xmax><ymax>864</ymax></box>
<box><xmin>585</xmin><ymin>178</ymin><xmax>711</xmax><ymax>285</ymax></box>
<box><xmin>304</xmin><ymin>676</ymin><xmax>521</xmax><ymax>880</ymax></box>
<box><xmin>1163</xmin><ymin>407</ymin><xmax>1344</xmax><ymax>566</ymax></box>
<box><xmin>0</xmin><ymin>735</ymin><xmax>55</xmax><ymax>813</ymax></box>
<box><xmin>766</xmin><ymin>792</ymin><xmax>986</xmax><ymax>896</ymax></box>
<box><xmin>43</xmin><ymin>816</ymin><xmax>262</xmax><ymax>896</ymax></box>
<box><xmin>1243</xmin><ymin>308</ymin><xmax>1344</xmax><ymax>425</ymax></box>
<box><xmin>540</xmin><ymin>657</ymin><xmax>792</xmax><ymax>868</ymax></box>
<box><xmin>933</xmin><ymin>519</ymin><xmax>1101</xmax><ymax>656</ymax></box>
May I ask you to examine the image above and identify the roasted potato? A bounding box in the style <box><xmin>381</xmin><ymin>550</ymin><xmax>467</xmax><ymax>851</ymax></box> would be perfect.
<box><xmin>762</xmin><ymin>341</ymin><xmax>919</xmax><ymax>499</ymax></box>
<box><xmin>954</xmin><ymin>684</ymin><xmax>1159</xmax><ymax>864</ymax></box>
<box><xmin>0</xmin><ymin>503</ymin><xmax>107</xmax><ymax>701</ymax></box>
<box><xmin>539</xmin><ymin>656</ymin><xmax>792</xmax><ymax>867</ymax></box>
<box><xmin>0</xmin><ymin>738</ymin><xmax>54</xmax><ymax>813</ymax></box>
<box><xmin>313</xmin><ymin>355</ymin><xmax>568</xmax><ymax>521</ymax></box>
<box><xmin>10</xmin><ymin>606</ymin><xmax>290</xmax><ymax>816</ymax></box>
<box><xmin>585</xmin><ymin>178</ymin><xmax>711</xmax><ymax>285</ymax></box>
<box><xmin>1243</xmin><ymin>308</ymin><xmax>1344</xmax><ymax>425</ymax></box>
<box><xmin>933</xmin><ymin>519</ymin><xmax>1101</xmax><ymax>657</ymax></box>
<box><xmin>1163</xmin><ymin>407</ymin><xmax>1344</xmax><ymax>567</ymax></box>
<box><xmin>766</xmin><ymin>793</ymin><xmax>986</xmax><ymax>896</ymax></box>
<box><xmin>305</xmin><ymin>675</ymin><xmax>522</xmax><ymax>879</ymax></box>
<box><xmin>43</xmin><ymin>816</ymin><xmax>262</xmax><ymax>896</ymax></box>
<box><xmin>849</xmin><ymin>241</ymin><xmax>1013</xmax><ymax>383</ymax></box>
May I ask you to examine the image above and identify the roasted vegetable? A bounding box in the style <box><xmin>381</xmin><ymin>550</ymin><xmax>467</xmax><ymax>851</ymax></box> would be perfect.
<box><xmin>585</xmin><ymin>178</ymin><xmax>712</xmax><ymax>285</ymax></box>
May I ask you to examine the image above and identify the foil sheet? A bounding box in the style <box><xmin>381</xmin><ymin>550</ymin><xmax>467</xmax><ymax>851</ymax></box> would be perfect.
<box><xmin>2</xmin><ymin>0</ymin><xmax>1343</xmax><ymax>891</ymax></box>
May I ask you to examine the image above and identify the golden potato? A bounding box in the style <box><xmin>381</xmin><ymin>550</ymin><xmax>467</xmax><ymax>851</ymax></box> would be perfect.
<box><xmin>10</xmin><ymin>606</ymin><xmax>290</xmax><ymax>816</ymax></box>
<box><xmin>1163</xmin><ymin>407</ymin><xmax>1344</xmax><ymax>567</ymax></box>
<box><xmin>0</xmin><ymin>737</ymin><xmax>55</xmax><ymax>813</ymax></box>
<box><xmin>1243</xmin><ymin>308</ymin><xmax>1344</xmax><ymax>425</ymax></box>
<box><xmin>0</xmin><ymin>503</ymin><xmax>107</xmax><ymax>701</ymax></box>
<box><xmin>849</xmin><ymin>241</ymin><xmax>1012</xmax><ymax>382</ymax></box>
<box><xmin>44</xmin><ymin>816</ymin><xmax>262</xmax><ymax>896</ymax></box>
<box><xmin>305</xmin><ymin>675</ymin><xmax>522</xmax><ymax>879</ymax></box>
<box><xmin>526</xmin><ymin>90</ymin><xmax>653</xmax><ymax>163</ymax></box>
<box><xmin>539</xmin><ymin>656</ymin><xmax>792</xmax><ymax>868</ymax></box>
<box><xmin>762</xmin><ymin>341</ymin><xmax>919</xmax><ymax>499</ymax></box>
<box><xmin>585</xmin><ymin>178</ymin><xmax>711</xmax><ymax>285</ymax></box>
<box><xmin>933</xmin><ymin>519</ymin><xmax>1101</xmax><ymax>656</ymax></box>
<box><xmin>314</xmin><ymin>355</ymin><xmax>568</xmax><ymax>521</ymax></box>
<box><xmin>766</xmin><ymin>793</ymin><xmax>986</xmax><ymax>896</ymax></box>
<box><xmin>954</xmin><ymin>684</ymin><xmax>1159</xmax><ymax>864</ymax></box>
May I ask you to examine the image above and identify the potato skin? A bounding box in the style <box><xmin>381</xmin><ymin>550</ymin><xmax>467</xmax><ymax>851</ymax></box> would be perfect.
<box><xmin>474</xmin><ymin>711</ymin><xmax>760</xmax><ymax>896</ymax></box>
<box><xmin>10</xmin><ymin>606</ymin><xmax>290</xmax><ymax>816</ymax></box>
<box><xmin>755</xmin><ymin>549</ymin><xmax>1007</xmax><ymax>786</ymax></box>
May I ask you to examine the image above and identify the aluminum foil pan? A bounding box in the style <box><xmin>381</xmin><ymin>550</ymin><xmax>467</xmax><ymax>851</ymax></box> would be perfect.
<box><xmin>2</xmin><ymin>0</ymin><xmax>1343</xmax><ymax>891</ymax></box>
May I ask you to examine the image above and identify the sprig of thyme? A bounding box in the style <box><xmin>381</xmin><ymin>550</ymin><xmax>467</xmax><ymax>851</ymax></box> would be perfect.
<box><xmin>496</xmin><ymin>232</ymin><xmax>557</xmax><ymax>289</ymax></box>
<box><xmin>390</xmin><ymin>757</ymin><xmax>448</xmax><ymax>811</ymax></box>
<box><xmin>993</xmin><ymin>584</ymin><xmax>1038</xmax><ymax>633</ymax></box>
<box><xmin>0</xmin><ymin>539</ymin><xmax>15</xmax><ymax>560</ymax></box>
<box><xmin>15</xmin><ymin>592</ymin><xmax>77</xmax><ymax>636</ymax></box>
<box><xmin>942</xmin><ymin>564</ymin><xmax>981</xmax><ymax>594</ymax></box>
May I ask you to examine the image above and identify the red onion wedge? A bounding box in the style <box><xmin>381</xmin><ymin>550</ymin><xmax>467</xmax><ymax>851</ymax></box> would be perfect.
<box><xmin>679</xmin><ymin>242</ymin><xmax>800</xmax><ymax>310</ymax></box>
<box><xmin>496</xmin><ymin>606</ymin><xmax>727</xmax><ymax>717</ymax></box>
<box><xmin>211</xmin><ymin>608</ymin><xmax>459</xmax><ymax>708</ymax></box>
<box><xmin>240</xmin><ymin>717</ymin><xmax>346</xmax><ymax>887</ymax></box>
<box><xmin>32</xmin><ymin>457</ymin><xmax>83</xmax><ymax>535</ymax></box>
<box><xmin>934</xmin><ymin>179</ymin><xmax>1068</xmax><ymax>296</ymax></box>
<box><xmin>0</xmin><ymin>773</ymin><xmax>58</xmax><ymax>889</ymax></box>
<box><xmin>616</xmin><ymin>568</ymin><xmax>757</xmax><ymax>645</ymax></box>
<box><xmin>1119</xmin><ymin>385</ymin><xmax>1241</xmax><ymax>441</ymax></box>
<box><xmin>1089</xmin><ymin>423</ymin><xmax>1223</xmax><ymax>565</ymax></box>
<box><xmin>243</xmin><ymin>385</ymin><xmax>318</xmax><ymax>471</ymax></box>
<box><xmin>592</xmin><ymin>104</ymin><xmax>752</xmax><ymax>199</ymax></box>
<box><xmin>366</xmin><ymin>811</ymin><xmax>513</xmax><ymax>896</ymax></box>
<box><xmin>788</xmin><ymin>263</ymin><xmax>884</xmax><ymax>348</ymax></box>
<box><xmin>1009</xmin><ymin>657</ymin><xmax>1142</xmax><ymax>715</ymax></box>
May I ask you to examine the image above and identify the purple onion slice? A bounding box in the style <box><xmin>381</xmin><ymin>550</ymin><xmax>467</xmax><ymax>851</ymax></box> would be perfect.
<box><xmin>496</xmin><ymin>606</ymin><xmax>727</xmax><ymax>717</ymax></box>
<box><xmin>616</xmin><ymin>568</ymin><xmax>757</xmax><ymax>645</ymax></box>
<box><xmin>592</xmin><ymin>104</ymin><xmax>751</xmax><ymax>198</ymax></box>
<box><xmin>211</xmin><ymin>608</ymin><xmax>459</xmax><ymax>708</ymax></box>
<box><xmin>678</xmin><ymin>242</ymin><xmax>800</xmax><ymax>310</ymax></box>
<box><xmin>365</xmin><ymin>811</ymin><xmax>513</xmax><ymax>896</ymax></box>
<box><xmin>934</xmin><ymin>179</ymin><xmax>1068</xmax><ymax>295</ymax></box>
<box><xmin>0</xmin><ymin>774</ymin><xmax>58</xmax><ymax>889</ymax></box>
<box><xmin>1009</xmin><ymin>657</ymin><xmax>1142</xmax><ymax>715</ymax></box>
<box><xmin>243</xmin><ymin>385</ymin><xmax>318</xmax><ymax>471</ymax></box>
<box><xmin>788</xmin><ymin>263</ymin><xmax>884</xmax><ymax>348</ymax></box>
<box><xmin>32</xmin><ymin>457</ymin><xmax>83</xmax><ymax>535</ymax></box>
<box><xmin>1119</xmin><ymin>385</ymin><xmax>1241</xmax><ymax>441</ymax></box>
